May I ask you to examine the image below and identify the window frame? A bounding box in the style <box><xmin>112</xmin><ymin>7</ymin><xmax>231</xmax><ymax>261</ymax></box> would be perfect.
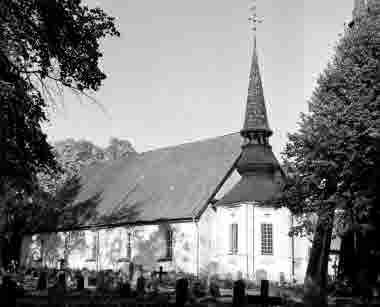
<box><xmin>229</xmin><ymin>223</ymin><xmax>238</xmax><ymax>255</ymax></box>
<box><xmin>86</xmin><ymin>231</ymin><xmax>98</xmax><ymax>262</ymax></box>
<box><xmin>126</xmin><ymin>231</ymin><xmax>132</xmax><ymax>260</ymax></box>
<box><xmin>261</xmin><ymin>223</ymin><xmax>273</xmax><ymax>256</ymax></box>
<box><xmin>158</xmin><ymin>224</ymin><xmax>174</xmax><ymax>262</ymax></box>
<box><xmin>165</xmin><ymin>227</ymin><xmax>173</xmax><ymax>260</ymax></box>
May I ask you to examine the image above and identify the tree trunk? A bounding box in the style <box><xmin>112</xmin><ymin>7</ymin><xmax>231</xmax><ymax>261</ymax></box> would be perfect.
<box><xmin>0</xmin><ymin>237</ymin><xmax>4</xmax><ymax>269</ymax></box>
<box><xmin>303</xmin><ymin>210</ymin><xmax>334</xmax><ymax>307</ymax></box>
<box><xmin>9</xmin><ymin>233</ymin><xmax>23</xmax><ymax>265</ymax></box>
<box><xmin>0</xmin><ymin>214</ymin><xmax>7</xmax><ymax>269</ymax></box>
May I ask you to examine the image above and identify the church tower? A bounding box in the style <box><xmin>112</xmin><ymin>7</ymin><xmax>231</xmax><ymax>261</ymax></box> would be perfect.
<box><xmin>237</xmin><ymin>35</ymin><xmax>279</xmax><ymax>177</ymax></box>
<box><xmin>217</xmin><ymin>8</ymin><xmax>282</xmax><ymax>206</ymax></box>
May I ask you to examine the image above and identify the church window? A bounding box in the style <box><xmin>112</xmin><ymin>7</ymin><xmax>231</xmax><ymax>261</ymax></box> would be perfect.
<box><xmin>261</xmin><ymin>223</ymin><xmax>273</xmax><ymax>255</ymax></box>
<box><xmin>229</xmin><ymin>223</ymin><xmax>238</xmax><ymax>254</ymax></box>
<box><xmin>127</xmin><ymin>231</ymin><xmax>132</xmax><ymax>260</ymax></box>
<box><xmin>87</xmin><ymin>231</ymin><xmax>98</xmax><ymax>261</ymax></box>
<box><xmin>158</xmin><ymin>224</ymin><xmax>173</xmax><ymax>261</ymax></box>
<box><xmin>165</xmin><ymin>227</ymin><xmax>173</xmax><ymax>260</ymax></box>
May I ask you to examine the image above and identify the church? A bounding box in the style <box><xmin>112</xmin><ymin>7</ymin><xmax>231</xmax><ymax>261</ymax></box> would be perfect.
<box><xmin>20</xmin><ymin>23</ymin><xmax>312</xmax><ymax>284</ymax></box>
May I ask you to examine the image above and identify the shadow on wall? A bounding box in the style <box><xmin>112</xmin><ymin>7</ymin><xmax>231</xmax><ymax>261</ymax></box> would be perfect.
<box><xmin>21</xmin><ymin>176</ymin><xmax>143</xmax><ymax>268</ymax></box>
<box><xmin>132</xmin><ymin>224</ymin><xmax>175</xmax><ymax>271</ymax></box>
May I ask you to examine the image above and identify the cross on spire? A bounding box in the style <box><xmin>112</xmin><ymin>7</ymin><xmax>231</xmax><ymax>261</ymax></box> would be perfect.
<box><xmin>248</xmin><ymin>0</ymin><xmax>263</xmax><ymax>36</ymax></box>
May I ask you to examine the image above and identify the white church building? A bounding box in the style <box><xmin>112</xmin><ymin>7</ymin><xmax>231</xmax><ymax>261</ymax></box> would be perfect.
<box><xmin>20</xmin><ymin>28</ymin><xmax>311</xmax><ymax>284</ymax></box>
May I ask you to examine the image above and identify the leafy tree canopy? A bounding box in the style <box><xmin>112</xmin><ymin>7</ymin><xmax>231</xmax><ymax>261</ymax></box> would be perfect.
<box><xmin>276</xmin><ymin>13</ymin><xmax>380</xmax><ymax>236</ymax></box>
<box><xmin>0</xmin><ymin>0</ymin><xmax>120</xmax><ymax>192</ymax></box>
<box><xmin>0</xmin><ymin>0</ymin><xmax>119</xmax><ymax>267</ymax></box>
<box><xmin>273</xmin><ymin>11</ymin><xmax>380</xmax><ymax>304</ymax></box>
<box><xmin>38</xmin><ymin>138</ymin><xmax>136</xmax><ymax>196</ymax></box>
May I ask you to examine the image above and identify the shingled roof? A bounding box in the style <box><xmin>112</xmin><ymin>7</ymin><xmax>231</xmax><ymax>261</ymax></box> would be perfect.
<box><xmin>58</xmin><ymin>133</ymin><xmax>242</xmax><ymax>230</ymax></box>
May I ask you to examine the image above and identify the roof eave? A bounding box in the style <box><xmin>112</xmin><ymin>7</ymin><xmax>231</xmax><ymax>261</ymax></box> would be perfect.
<box><xmin>194</xmin><ymin>153</ymin><xmax>242</xmax><ymax>220</ymax></box>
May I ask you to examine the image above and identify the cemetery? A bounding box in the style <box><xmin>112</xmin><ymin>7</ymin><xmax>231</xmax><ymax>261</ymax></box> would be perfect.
<box><xmin>1</xmin><ymin>0</ymin><xmax>379</xmax><ymax>307</ymax></box>
<box><xmin>2</xmin><ymin>260</ymin><xmax>289</xmax><ymax>307</ymax></box>
<box><xmin>1</xmin><ymin>258</ymin><xmax>379</xmax><ymax>307</ymax></box>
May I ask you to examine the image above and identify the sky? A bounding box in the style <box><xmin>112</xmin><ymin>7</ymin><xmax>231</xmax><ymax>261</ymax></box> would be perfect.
<box><xmin>42</xmin><ymin>0</ymin><xmax>354</xmax><ymax>158</ymax></box>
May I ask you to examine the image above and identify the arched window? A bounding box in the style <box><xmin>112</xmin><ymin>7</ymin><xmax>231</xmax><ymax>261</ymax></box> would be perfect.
<box><xmin>165</xmin><ymin>226</ymin><xmax>173</xmax><ymax>260</ymax></box>
<box><xmin>158</xmin><ymin>224</ymin><xmax>173</xmax><ymax>261</ymax></box>
<box><xmin>127</xmin><ymin>231</ymin><xmax>132</xmax><ymax>260</ymax></box>
<box><xmin>86</xmin><ymin>231</ymin><xmax>98</xmax><ymax>261</ymax></box>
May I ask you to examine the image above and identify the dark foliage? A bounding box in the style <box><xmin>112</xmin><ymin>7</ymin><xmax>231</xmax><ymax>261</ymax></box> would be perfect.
<box><xmin>271</xmin><ymin>9</ymin><xmax>380</xmax><ymax>306</ymax></box>
<box><xmin>0</xmin><ymin>0</ymin><xmax>119</xmax><ymax>267</ymax></box>
<box><xmin>0</xmin><ymin>0</ymin><xmax>119</xmax><ymax>191</ymax></box>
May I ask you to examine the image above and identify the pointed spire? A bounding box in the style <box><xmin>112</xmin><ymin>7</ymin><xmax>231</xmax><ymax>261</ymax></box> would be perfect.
<box><xmin>241</xmin><ymin>33</ymin><xmax>272</xmax><ymax>141</ymax></box>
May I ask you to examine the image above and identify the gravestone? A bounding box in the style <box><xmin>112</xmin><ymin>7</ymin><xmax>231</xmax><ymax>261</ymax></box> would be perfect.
<box><xmin>260</xmin><ymin>279</ymin><xmax>269</xmax><ymax>298</ymax></box>
<box><xmin>176</xmin><ymin>278</ymin><xmax>189</xmax><ymax>307</ymax></box>
<box><xmin>82</xmin><ymin>270</ymin><xmax>90</xmax><ymax>288</ymax></box>
<box><xmin>148</xmin><ymin>273</ymin><xmax>160</xmax><ymax>294</ymax></box>
<box><xmin>57</xmin><ymin>271</ymin><xmax>67</xmax><ymax>292</ymax></box>
<box><xmin>209</xmin><ymin>280</ymin><xmax>221</xmax><ymax>298</ymax></box>
<box><xmin>192</xmin><ymin>279</ymin><xmax>206</xmax><ymax>298</ymax></box>
<box><xmin>1</xmin><ymin>275</ymin><xmax>18</xmax><ymax>307</ymax></box>
<box><xmin>96</xmin><ymin>271</ymin><xmax>106</xmax><ymax>292</ymax></box>
<box><xmin>232</xmin><ymin>279</ymin><xmax>246</xmax><ymax>307</ymax></box>
<box><xmin>119</xmin><ymin>280</ymin><xmax>131</xmax><ymax>297</ymax></box>
<box><xmin>76</xmin><ymin>272</ymin><xmax>84</xmax><ymax>291</ymax></box>
<box><xmin>59</xmin><ymin>259</ymin><xmax>66</xmax><ymax>270</ymax></box>
<box><xmin>136</xmin><ymin>274</ymin><xmax>146</xmax><ymax>297</ymax></box>
<box><xmin>128</xmin><ymin>261</ymin><xmax>134</xmax><ymax>281</ymax></box>
<box><xmin>37</xmin><ymin>271</ymin><xmax>48</xmax><ymax>290</ymax></box>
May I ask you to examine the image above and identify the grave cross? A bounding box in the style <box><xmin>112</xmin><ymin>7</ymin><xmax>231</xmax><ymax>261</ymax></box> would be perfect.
<box><xmin>154</xmin><ymin>265</ymin><xmax>168</xmax><ymax>283</ymax></box>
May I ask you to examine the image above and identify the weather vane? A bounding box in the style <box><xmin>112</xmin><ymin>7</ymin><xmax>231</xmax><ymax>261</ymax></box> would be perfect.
<box><xmin>248</xmin><ymin>0</ymin><xmax>263</xmax><ymax>35</ymax></box>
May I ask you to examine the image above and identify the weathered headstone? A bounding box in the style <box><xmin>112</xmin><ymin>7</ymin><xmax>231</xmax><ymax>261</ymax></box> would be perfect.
<box><xmin>59</xmin><ymin>259</ymin><xmax>66</xmax><ymax>270</ymax></box>
<box><xmin>136</xmin><ymin>274</ymin><xmax>146</xmax><ymax>297</ymax></box>
<box><xmin>128</xmin><ymin>261</ymin><xmax>134</xmax><ymax>281</ymax></box>
<box><xmin>192</xmin><ymin>280</ymin><xmax>206</xmax><ymax>298</ymax></box>
<box><xmin>57</xmin><ymin>271</ymin><xmax>67</xmax><ymax>292</ymax></box>
<box><xmin>176</xmin><ymin>278</ymin><xmax>189</xmax><ymax>307</ymax></box>
<box><xmin>82</xmin><ymin>270</ymin><xmax>90</xmax><ymax>288</ymax></box>
<box><xmin>148</xmin><ymin>272</ymin><xmax>160</xmax><ymax>294</ymax></box>
<box><xmin>96</xmin><ymin>271</ymin><xmax>106</xmax><ymax>292</ymax></box>
<box><xmin>232</xmin><ymin>279</ymin><xmax>246</xmax><ymax>307</ymax></box>
<box><xmin>76</xmin><ymin>272</ymin><xmax>84</xmax><ymax>291</ymax></box>
<box><xmin>119</xmin><ymin>280</ymin><xmax>131</xmax><ymax>297</ymax></box>
<box><xmin>209</xmin><ymin>280</ymin><xmax>221</xmax><ymax>298</ymax></box>
<box><xmin>37</xmin><ymin>271</ymin><xmax>48</xmax><ymax>290</ymax></box>
<box><xmin>1</xmin><ymin>275</ymin><xmax>17</xmax><ymax>307</ymax></box>
<box><xmin>260</xmin><ymin>279</ymin><xmax>269</xmax><ymax>298</ymax></box>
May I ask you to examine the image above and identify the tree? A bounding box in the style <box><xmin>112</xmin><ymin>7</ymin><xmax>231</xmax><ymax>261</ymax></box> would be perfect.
<box><xmin>273</xmin><ymin>10</ymin><xmax>380</xmax><ymax>306</ymax></box>
<box><xmin>0</xmin><ymin>0</ymin><xmax>120</xmax><ymax>268</ymax></box>
<box><xmin>104</xmin><ymin>138</ymin><xmax>135</xmax><ymax>161</ymax></box>
<box><xmin>38</xmin><ymin>138</ymin><xmax>136</xmax><ymax>195</ymax></box>
<box><xmin>0</xmin><ymin>0</ymin><xmax>120</xmax><ymax>190</ymax></box>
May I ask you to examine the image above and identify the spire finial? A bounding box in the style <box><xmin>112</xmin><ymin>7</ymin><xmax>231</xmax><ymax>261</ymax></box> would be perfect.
<box><xmin>248</xmin><ymin>0</ymin><xmax>263</xmax><ymax>42</ymax></box>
